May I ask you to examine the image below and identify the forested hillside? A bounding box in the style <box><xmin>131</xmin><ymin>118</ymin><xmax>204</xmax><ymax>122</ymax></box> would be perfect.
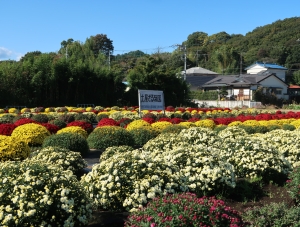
<box><xmin>0</xmin><ymin>17</ymin><xmax>300</xmax><ymax>107</ymax></box>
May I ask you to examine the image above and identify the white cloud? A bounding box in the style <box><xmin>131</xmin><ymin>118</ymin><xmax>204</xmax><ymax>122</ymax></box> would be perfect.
<box><xmin>0</xmin><ymin>47</ymin><xmax>23</xmax><ymax>61</ymax></box>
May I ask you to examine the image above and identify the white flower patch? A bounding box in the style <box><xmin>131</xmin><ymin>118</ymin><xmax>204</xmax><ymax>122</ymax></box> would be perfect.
<box><xmin>219</xmin><ymin>136</ymin><xmax>291</xmax><ymax>178</ymax></box>
<box><xmin>0</xmin><ymin>160</ymin><xmax>92</xmax><ymax>226</ymax></box>
<box><xmin>30</xmin><ymin>146</ymin><xmax>87</xmax><ymax>174</ymax></box>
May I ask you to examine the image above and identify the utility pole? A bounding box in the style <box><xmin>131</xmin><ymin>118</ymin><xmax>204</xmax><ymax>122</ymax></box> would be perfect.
<box><xmin>240</xmin><ymin>52</ymin><xmax>243</xmax><ymax>76</ymax></box>
<box><xmin>172</xmin><ymin>44</ymin><xmax>187</xmax><ymax>80</ymax></box>
<box><xmin>65</xmin><ymin>46</ymin><xmax>68</xmax><ymax>59</ymax></box>
<box><xmin>108</xmin><ymin>51</ymin><xmax>111</xmax><ymax>70</ymax></box>
<box><xmin>179</xmin><ymin>45</ymin><xmax>187</xmax><ymax>80</ymax></box>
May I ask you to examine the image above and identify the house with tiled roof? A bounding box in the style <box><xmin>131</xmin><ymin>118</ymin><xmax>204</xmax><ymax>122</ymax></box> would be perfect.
<box><xmin>202</xmin><ymin>71</ymin><xmax>289</xmax><ymax>101</ymax></box>
<box><xmin>182</xmin><ymin>67</ymin><xmax>219</xmax><ymax>90</ymax></box>
<box><xmin>245</xmin><ymin>61</ymin><xmax>288</xmax><ymax>82</ymax></box>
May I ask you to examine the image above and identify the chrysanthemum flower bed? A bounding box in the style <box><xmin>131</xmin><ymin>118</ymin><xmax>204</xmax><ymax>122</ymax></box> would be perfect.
<box><xmin>125</xmin><ymin>193</ymin><xmax>244</xmax><ymax>227</ymax></box>
<box><xmin>0</xmin><ymin>160</ymin><xmax>93</xmax><ymax>226</ymax></box>
<box><xmin>30</xmin><ymin>146</ymin><xmax>87</xmax><ymax>175</ymax></box>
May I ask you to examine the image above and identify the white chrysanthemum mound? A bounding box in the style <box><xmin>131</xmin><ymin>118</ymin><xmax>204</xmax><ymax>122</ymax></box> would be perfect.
<box><xmin>217</xmin><ymin>126</ymin><xmax>247</xmax><ymax>140</ymax></box>
<box><xmin>142</xmin><ymin>127</ymin><xmax>219</xmax><ymax>152</ymax></box>
<box><xmin>30</xmin><ymin>146</ymin><xmax>87</xmax><ymax>174</ymax></box>
<box><xmin>218</xmin><ymin>135</ymin><xmax>291</xmax><ymax>179</ymax></box>
<box><xmin>81</xmin><ymin>141</ymin><xmax>236</xmax><ymax>212</ymax></box>
<box><xmin>0</xmin><ymin>160</ymin><xmax>93</xmax><ymax>226</ymax></box>
<box><xmin>100</xmin><ymin>145</ymin><xmax>134</xmax><ymax>162</ymax></box>
<box><xmin>177</xmin><ymin>127</ymin><xmax>219</xmax><ymax>146</ymax></box>
<box><xmin>255</xmin><ymin>129</ymin><xmax>300</xmax><ymax>168</ymax></box>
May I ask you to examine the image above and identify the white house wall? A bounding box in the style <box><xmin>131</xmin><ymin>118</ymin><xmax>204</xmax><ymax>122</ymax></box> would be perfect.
<box><xmin>268</xmin><ymin>69</ymin><xmax>286</xmax><ymax>81</ymax></box>
<box><xmin>247</xmin><ymin>65</ymin><xmax>266</xmax><ymax>74</ymax></box>
<box><xmin>247</xmin><ymin>65</ymin><xmax>286</xmax><ymax>81</ymax></box>
<box><xmin>259</xmin><ymin>76</ymin><xmax>288</xmax><ymax>99</ymax></box>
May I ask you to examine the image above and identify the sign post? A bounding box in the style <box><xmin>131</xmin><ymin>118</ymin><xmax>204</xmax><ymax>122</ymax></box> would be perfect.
<box><xmin>138</xmin><ymin>90</ymin><xmax>165</xmax><ymax>116</ymax></box>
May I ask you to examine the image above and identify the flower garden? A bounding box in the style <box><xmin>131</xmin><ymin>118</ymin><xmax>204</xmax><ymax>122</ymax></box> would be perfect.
<box><xmin>2</xmin><ymin>105</ymin><xmax>300</xmax><ymax>226</ymax></box>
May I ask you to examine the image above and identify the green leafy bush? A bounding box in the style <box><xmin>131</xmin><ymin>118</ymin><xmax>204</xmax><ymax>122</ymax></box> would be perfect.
<box><xmin>0</xmin><ymin>114</ymin><xmax>15</xmax><ymax>123</ymax></box>
<box><xmin>161</xmin><ymin>124</ymin><xmax>188</xmax><ymax>134</ymax></box>
<box><xmin>129</xmin><ymin>127</ymin><xmax>159</xmax><ymax>146</ymax></box>
<box><xmin>282</xmin><ymin>124</ymin><xmax>296</xmax><ymax>131</ymax></box>
<box><xmin>96</xmin><ymin>113</ymin><xmax>109</xmax><ymax>122</ymax></box>
<box><xmin>58</xmin><ymin>113</ymin><xmax>75</xmax><ymax>123</ymax></box>
<box><xmin>42</xmin><ymin>133</ymin><xmax>89</xmax><ymax>156</ymax></box>
<box><xmin>0</xmin><ymin>160</ymin><xmax>93</xmax><ymax>226</ymax></box>
<box><xmin>182</xmin><ymin>112</ymin><xmax>192</xmax><ymax>120</ymax></box>
<box><xmin>30</xmin><ymin>146</ymin><xmax>87</xmax><ymax>174</ymax></box>
<box><xmin>242</xmin><ymin>202</ymin><xmax>300</xmax><ymax>226</ymax></box>
<box><xmin>213</xmin><ymin>125</ymin><xmax>228</xmax><ymax>134</ymax></box>
<box><xmin>125</xmin><ymin>193</ymin><xmax>244</xmax><ymax>227</ymax></box>
<box><xmin>267</xmin><ymin>124</ymin><xmax>282</xmax><ymax>131</ymax></box>
<box><xmin>286</xmin><ymin>167</ymin><xmax>300</xmax><ymax>203</ymax></box>
<box><xmin>31</xmin><ymin>113</ymin><xmax>49</xmax><ymax>123</ymax></box>
<box><xmin>87</xmin><ymin>126</ymin><xmax>134</xmax><ymax>150</ymax></box>
<box><xmin>49</xmin><ymin>119</ymin><xmax>67</xmax><ymax>129</ymax></box>
<box><xmin>74</xmin><ymin>113</ymin><xmax>94</xmax><ymax>124</ymax></box>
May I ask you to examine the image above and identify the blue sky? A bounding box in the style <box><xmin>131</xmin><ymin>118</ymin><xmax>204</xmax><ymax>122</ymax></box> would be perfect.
<box><xmin>1</xmin><ymin>0</ymin><xmax>300</xmax><ymax>61</ymax></box>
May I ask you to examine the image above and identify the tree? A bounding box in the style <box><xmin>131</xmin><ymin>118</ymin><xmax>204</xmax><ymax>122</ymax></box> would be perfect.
<box><xmin>126</xmin><ymin>56</ymin><xmax>190</xmax><ymax>106</ymax></box>
<box><xmin>292</xmin><ymin>70</ymin><xmax>300</xmax><ymax>85</ymax></box>
<box><xmin>89</xmin><ymin>34</ymin><xmax>114</xmax><ymax>57</ymax></box>
<box><xmin>184</xmin><ymin>32</ymin><xmax>208</xmax><ymax>48</ymax></box>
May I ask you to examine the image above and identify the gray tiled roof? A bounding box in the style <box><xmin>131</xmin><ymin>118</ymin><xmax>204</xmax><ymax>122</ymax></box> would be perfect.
<box><xmin>186</xmin><ymin>75</ymin><xmax>218</xmax><ymax>88</ymax></box>
<box><xmin>183</xmin><ymin>67</ymin><xmax>219</xmax><ymax>75</ymax></box>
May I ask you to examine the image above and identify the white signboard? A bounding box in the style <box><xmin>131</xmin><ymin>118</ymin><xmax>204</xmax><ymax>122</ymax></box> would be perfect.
<box><xmin>138</xmin><ymin>89</ymin><xmax>164</xmax><ymax>111</ymax></box>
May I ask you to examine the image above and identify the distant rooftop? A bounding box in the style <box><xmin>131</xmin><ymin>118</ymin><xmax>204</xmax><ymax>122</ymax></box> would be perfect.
<box><xmin>183</xmin><ymin>67</ymin><xmax>218</xmax><ymax>75</ymax></box>
<box><xmin>245</xmin><ymin>61</ymin><xmax>288</xmax><ymax>70</ymax></box>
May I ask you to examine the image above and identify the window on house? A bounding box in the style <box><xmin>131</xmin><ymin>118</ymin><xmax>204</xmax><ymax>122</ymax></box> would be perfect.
<box><xmin>274</xmin><ymin>88</ymin><xmax>282</xmax><ymax>95</ymax></box>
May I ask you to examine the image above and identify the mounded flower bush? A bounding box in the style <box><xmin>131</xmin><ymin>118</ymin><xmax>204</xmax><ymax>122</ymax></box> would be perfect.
<box><xmin>100</xmin><ymin>145</ymin><xmax>134</xmax><ymax>162</ymax></box>
<box><xmin>161</xmin><ymin>124</ymin><xmax>188</xmax><ymax>134</ymax></box>
<box><xmin>81</xmin><ymin>142</ymin><xmax>235</xmax><ymax>212</ymax></box>
<box><xmin>97</xmin><ymin>118</ymin><xmax>119</xmax><ymax>127</ymax></box>
<box><xmin>57</xmin><ymin>126</ymin><xmax>88</xmax><ymax>139</ymax></box>
<box><xmin>42</xmin><ymin>133</ymin><xmax>89</xmax><ymax>156</ymax></box>
<box><xmin>194</xmin><ymin>119</ymin><xmax>216</xmax><ymax>129</ymax></box>
<box><xmin>30</xmin><ymin>146</ymin><xmax>87</xmax><ymax>174</ymax></box>
<box><xmin>14</xmin><ymin>118</ymin><xmax>38</xmax><ymax>127</ymax></box>
<box><xmin>49</xmin><ymin>119</ymin><xmax>67</xmax><ymax>129</ymax></box>
<box><xmin>0</xmin><ymin>160</ymin><xmax>93</xmax><ymax>226</ymax></box>
<box><xmin>0</xmin><ymin>123</ymin><xmax>16</xmax><ymax>136</ymax></box>
<box><xmin>31</xmin><ymin>113</ymin><xmax>49</xmax><ymax>123</ymax></box>
<box><xmin>125</xmin><ymin>193</ymin><xmax>244</xmax><ymax>227</ymax></box>
<box><xmin>0</xmin><ymin>136</ymin><xmax>30</xmax><ymax>161</ymax></box>
<box><xmin>129</xmin><ymin>127</ymin><xmax>159</xmax><ymax>146</ymax></box>
<box><xmin>11</xmin><ymin>123</ymin><xmax>51</xmax><ymax>146</ymax></box>
<box><xmin>218</xmin><ymin>135</ymin><xmax>291</xmax><ymax>180</ymax></box>
<box><xmin>87</xmin><ymin>126</ymin><xmax>134</xmax><ymax>150</ymax></box>
<box><xmin>125</xmin><ymin>119</ymin><xmax>151</xmax><ymax>131</ymax></box>
<box><xmin>151</xmin><ymin>121</ymin><xmax>172</xmax><ymax>132</ymax></box>
<box><xmin>0</xmin><ymin>114</ymin><xmax>15</xmax><ymax>124</ymax></box>
<box><xmin>40</xmin><ymin>123</ymin><xmax>60</xmax><ymax>134</ymax></box>
<box><xmin>67</xmin><ymin>121</ymin><xmax>93</xmax><ymax>134</ymax></box>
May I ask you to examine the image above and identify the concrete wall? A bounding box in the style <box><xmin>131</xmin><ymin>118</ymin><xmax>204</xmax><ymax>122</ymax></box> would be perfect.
<box><xmin>194</xmin><ymin>100</ymin><xmax>262</xmax><ymax>108</ymax></box>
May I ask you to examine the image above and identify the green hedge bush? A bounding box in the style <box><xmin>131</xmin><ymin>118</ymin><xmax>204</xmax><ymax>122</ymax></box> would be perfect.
<box><xmin>42</xmin><ymin>133</ymin><xmax>89</xmax><ymax>156</ymax></box>
<box><xmin>87</xmin><ymin>126</ymin><xmax>134</xmax><ymax>150</ymax></box>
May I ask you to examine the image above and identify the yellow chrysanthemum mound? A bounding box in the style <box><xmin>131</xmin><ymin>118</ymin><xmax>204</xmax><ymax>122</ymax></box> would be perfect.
<box><xmin>194</xmin><ymin>119</ymin><xmax>216</xmax><ymax>129</ymax></box>
<box><xmin>0</xmin><ymin>136</ymin><xmax>30</xmax><ymax>161</ymax></box>
<box><xmin>126</xmin><ymin>119</ymin><xmax>151</xmax><ymax>131</ymax></box>
<box><xmin>151</xmin><ymin>121</ymin><xmax>172</xmax><ymax>132</ymax></box>
<box><xmin>57</xmin><ymin>126</ymin><xmax>88</xmax><ymax>138</ymax></box>
<box><xmin>11</xmin><ymin>123</ymin><xmax>51</xmax><ymax>146</ymax></box>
